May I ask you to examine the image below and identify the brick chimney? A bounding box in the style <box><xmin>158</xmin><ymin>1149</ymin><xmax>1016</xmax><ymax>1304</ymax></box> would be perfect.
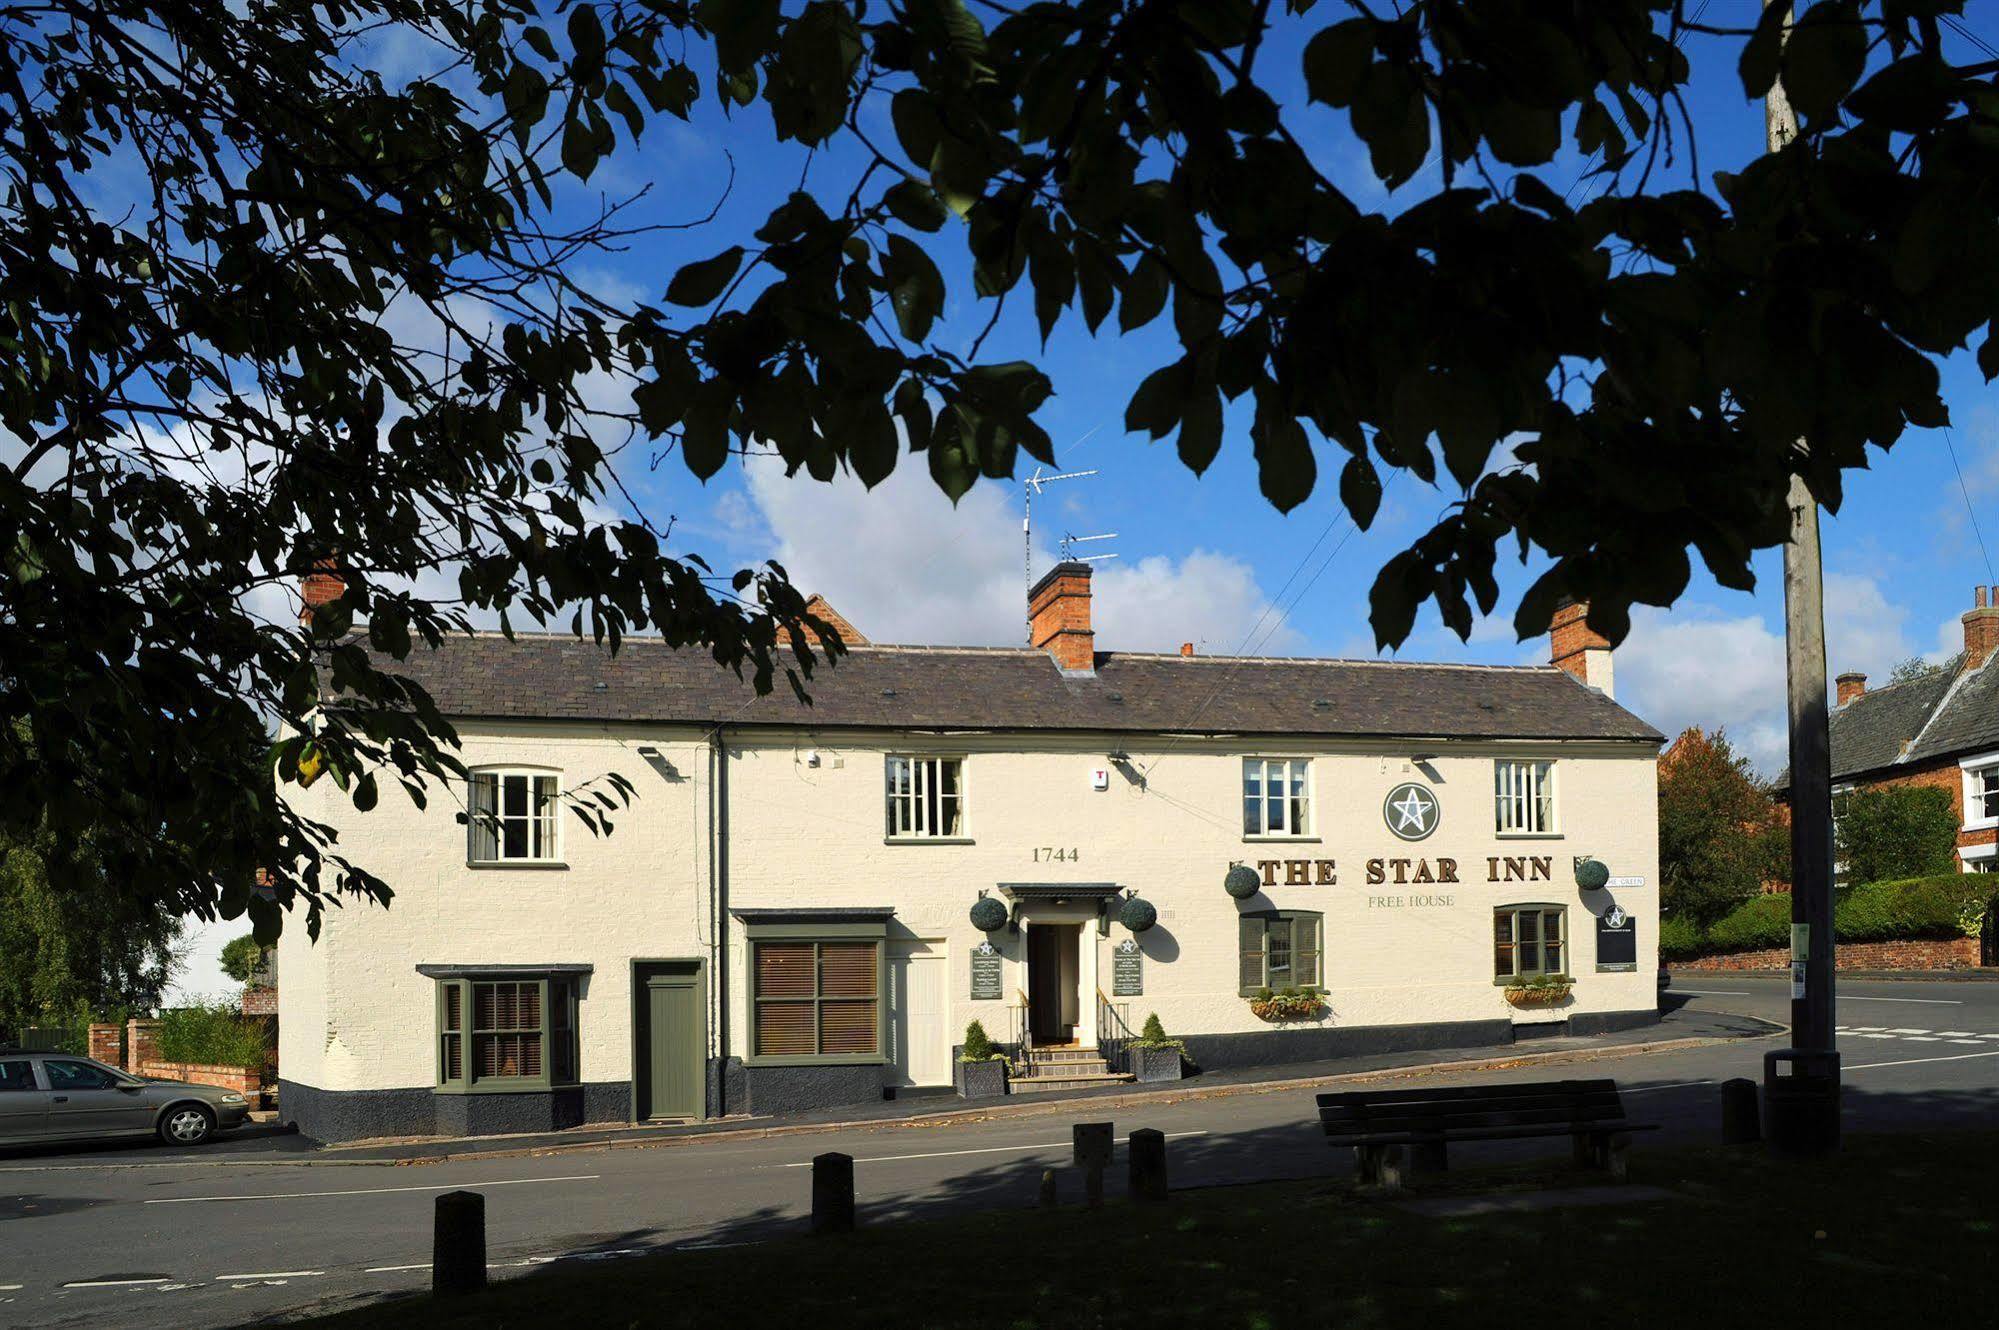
<box><xmin>1029</xmin><ymin>561</ymin><xmax>1096</xmax><ymax>674</ymax></box>
<box><xmin>1549</xmin><ymin>598</ymin><xmax>1614</xmax><ymax>698</ymax></box>
<box><xmin>299</xmin><ymin>559</ymin><xmax>345</xmax><ymax>629</ymax></box>
<box><xmin>1835</xmin><ymin>671</ymin><xmax>1867</xmax><ymax>706</ymax></box>
<box><xmin>799</xmin><ymin>594</ymin><xmax>869</xmax><ymax>647</ymax></box>
<box><xmin>1965</xmin><ymin>584</ymin><xmax>1999</xmax><ymax>672</ymax></box>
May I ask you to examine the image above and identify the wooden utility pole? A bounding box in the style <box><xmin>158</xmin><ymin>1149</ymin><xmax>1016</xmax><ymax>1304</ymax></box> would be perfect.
<box><xmin>1763</xmin><ymin>0</ymin><xmax>1841</xmax><ymax>1157</ymax></box>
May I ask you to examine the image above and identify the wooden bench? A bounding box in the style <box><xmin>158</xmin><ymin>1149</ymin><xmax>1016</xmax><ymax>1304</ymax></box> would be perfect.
<box><xmin>1316</xmin><ymin>1078</ymin><xmax>1657</xmax><ymax>1189</ymax></box>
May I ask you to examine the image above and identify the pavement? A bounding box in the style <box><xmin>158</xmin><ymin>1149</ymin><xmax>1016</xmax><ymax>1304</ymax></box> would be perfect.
<box><xmin>2</xmin><ymin>975</ymin><xmax>1996</xmax><ymax>1328</ymax></box>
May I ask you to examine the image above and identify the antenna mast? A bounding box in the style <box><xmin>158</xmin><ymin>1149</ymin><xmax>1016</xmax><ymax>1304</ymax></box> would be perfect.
<box><xmin>1021</xmin><ymin>467</ymin><xmax>1099</xmax><ymax>643</ymax></box>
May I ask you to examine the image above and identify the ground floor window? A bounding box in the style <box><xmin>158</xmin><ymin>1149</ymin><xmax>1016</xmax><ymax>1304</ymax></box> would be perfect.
<box><xmin>752</xmin><ymin>940</ymin><xmax>882</xmax><ymax>1059</ymax></box>
<box><xmin>1238</xmin><ymin>911</ymin><xmax>1322</xmax><ymax>994</ymax></box>
<box><xmin>435</xmin><ymin>975</ymin><xmax>579</xmax><ymax>1091</ymax></box>
<box><xmin>1494</xmin><ymin>906</ymin><xmax>1567</xmax><ymax>981</ymax></box>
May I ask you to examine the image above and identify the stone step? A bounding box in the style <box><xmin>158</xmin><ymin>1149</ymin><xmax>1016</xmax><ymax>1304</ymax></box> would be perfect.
<box><xmin>1010</xmin><ymin>1071</ymin><xmax>1135</xmax><ymax>1095</ymax></box>
<box><xmin>1026</xmin><ymin>1046</ymin><xmax>1104</xmax><ymax>1062</ymax></box>
<box><xmin>1023</xmin><ymin>1057</ymin><xmax>1110</xmax><ymax>1077</ymax></box>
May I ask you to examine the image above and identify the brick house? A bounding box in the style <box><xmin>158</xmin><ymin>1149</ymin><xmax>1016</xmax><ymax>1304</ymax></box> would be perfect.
<box><xmin>1812</xmin><ymin>586</ymin><xmax>1999</xmax><ymax>877</ymax></box>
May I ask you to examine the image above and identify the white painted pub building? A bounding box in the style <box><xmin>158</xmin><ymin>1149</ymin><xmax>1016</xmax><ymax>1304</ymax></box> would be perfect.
<box><xmin>278</xmin><ymin>568</ymin><xmax>1663</xmax><ymax>1141</ymax></box>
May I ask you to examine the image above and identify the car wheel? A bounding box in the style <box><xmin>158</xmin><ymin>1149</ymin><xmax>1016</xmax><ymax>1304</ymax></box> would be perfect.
<box><xmin>159</xmin><ymin>1104</ymin><xmax>215</xmax><ymax>1147</ymax></box>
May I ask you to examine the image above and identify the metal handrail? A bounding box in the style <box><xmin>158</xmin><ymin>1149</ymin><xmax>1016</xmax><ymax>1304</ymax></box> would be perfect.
<box><xmin>1095</xmin><ymin>990</ymin><xmax>1135</xmax><ymax>1076</ymax></box>
<box><xmin>1008</xmin><ymin>988</ymin><xmax>1033</xmax><ymax>1069</ymax></box>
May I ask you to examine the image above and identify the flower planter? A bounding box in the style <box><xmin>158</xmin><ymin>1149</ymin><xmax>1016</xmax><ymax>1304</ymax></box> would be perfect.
<box><xmin>1131</xmin><ymin>1045</ymin><xmax>1183</xmax><ymax>1083</ymax></box>
<box><xmin>1504</xmin><ymin>983</ymin><xmax>1574</xmax><ymax>1009</ymax></box>
<box><xmin>1248</xmin><ymin>997</ymin><xmax>1325</xmax><ymax>1022</ymax></box>
<box><xmin>955</xmin><ymin>1057</ymin><xmax>1008</xmax><ymax>1099</ymax></box>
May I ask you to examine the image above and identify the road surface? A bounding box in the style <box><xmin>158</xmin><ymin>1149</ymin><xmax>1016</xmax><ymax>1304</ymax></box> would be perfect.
<box><xmin>2</xmin><ymin>975</ymin><xmax>1994</xmax><ymax>1328</ymax></box>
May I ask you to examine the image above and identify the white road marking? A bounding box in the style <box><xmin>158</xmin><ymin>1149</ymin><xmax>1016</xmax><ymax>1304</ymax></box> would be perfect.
<box><xmin>1621</xmin><ymin>1080</ymin><xmax>1715</xmax><ymax>1094</ymax></box>
<box><xmin>1847</xmin><ymin>1026</ymin><xmax>1888</xmax><ymax>1032</ymax></box>
<box><xmin>1847</xmin><ymin>1048</ymin><xmax>1999</xmax><ymax>1071</ymax></box>
<box><xmin>1854</xmin><ymin>1033</ymin><xmax>1899</xmax><ymax>1039</ymax></box>
<box><xmin>1839</xmin><ymin>995</ymin><xmax>1963</xmax><ymax>1005</ymax></box>
<box><xmin>145</xmin><ymin>1174</ymin><xmax>600</xmax><ymax>1205</ymax></box>
<box><xmin>1933</xmin><ymin>1031</ymin><xmax>1977</xmax><ymax>1038</ymax></box>
<box><xmin>776</xmin><ymin>1130</ymin><xmax>1210</xmax><ymax>1168</ymax></box>
<box><xmin>213</xmin><ymin>1271</ymin><xmax>323</xmax><ymax>1280</ymax></box>
<box><xmin>364</xmin><ymin>1264</ymin><xmax>430</xmax><ymax>1274</ymax></box>
<box><xmin>1671</xmin><ymin>989</ymin><xmax>1750</xmax><ymax>996</ymax></box>
<box><xmin>0</xmin><ymin>1284</ymin><xmax>21</xmax><ymax>1291</ymax></box>
<box><xmin>1885</xmin><ymin>1028</ymin><xmax>1933</xmax><ymax>1035</ymax></box>
<box><xmin>1950</xmin><ymin>1039</ymin><xmax>1986</xmax><ymax>1045</ymax></box>
<box><xmin>62</xmin><ymin>1277</ymin><xmax>169</xmax><ymax>1288</ymax></box>
<box><xmin>1901</xmin><ymin>1036</ymin><xmax>1942</xmax><ymax>1042</ymax></box>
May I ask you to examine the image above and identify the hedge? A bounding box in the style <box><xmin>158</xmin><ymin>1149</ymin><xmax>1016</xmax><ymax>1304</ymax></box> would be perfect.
<box><xmin>156</xmin><ymin>1001</ymin><xmax>268</xmax><ymax>1071</ymax></box>
<box><xmin>1657</xmin><ymin>913</ymin><xmax>1706</xmax><ymax>960</ymax></box>
<box><xmin>1687</xmin><ymin>875</ymin><xmax>1996</xmax><ymax>957</ymax></box>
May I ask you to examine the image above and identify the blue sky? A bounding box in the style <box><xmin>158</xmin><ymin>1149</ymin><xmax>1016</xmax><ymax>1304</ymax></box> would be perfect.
<box><xmin>602</xmin><ymin>3</ymin><xmax>1999</xmax><ymax>780</ymax></box>
<box><xmin>161</xmin><ymin>4</ymin><xmax>1999</xmax><ymax>997</ymax></box>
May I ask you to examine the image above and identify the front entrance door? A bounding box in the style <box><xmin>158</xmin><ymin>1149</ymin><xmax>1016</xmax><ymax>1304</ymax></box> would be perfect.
<box><xmin>1027</xmin><ymin>924</ymin><xmax>1079</xmax><ymax>1044</ymax></box>
<box><xmin>889</xmin><ymin>939</ymin><xmax>949</xmax><ymax>1086</ymax></box>
<box><xmin>635</xmin><ymin>962</ymin><xmax>704</xmax><ymax>1122</ymax></box>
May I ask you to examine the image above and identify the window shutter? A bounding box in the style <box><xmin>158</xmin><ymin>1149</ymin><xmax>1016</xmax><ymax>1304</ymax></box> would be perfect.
<box><xmin>1238</xmin><ymin>916</ymin><xmax>1266</xmax><ymax>995</ymax></box>
<box><xmin>1297</xmin><ymin>914</ymin><xmax>1322</xmax><ymax>987</ymax></box>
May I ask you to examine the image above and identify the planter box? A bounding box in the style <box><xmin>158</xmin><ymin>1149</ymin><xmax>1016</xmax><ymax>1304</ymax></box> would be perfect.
<box><xmin>1131</xmin><ymin>1045</ymin><xmax>1183</xmax><ymax>1084</ymax></box>
<box><xmin>955</xmin><ymin>1058</ymin><xmax>1007</xmax><ymax>1099</ymax></box>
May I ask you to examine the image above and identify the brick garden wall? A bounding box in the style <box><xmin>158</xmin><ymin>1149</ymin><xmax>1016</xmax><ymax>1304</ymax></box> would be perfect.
<box><xmin>1675</xmin><ymin>936</ymin><xmax>1981</xmax><ymax>972</ymax></box>
<box><xmin>133</xmin><ymin>1060</ymin><xmax>260</xmax><ymax>1095</ymax></box>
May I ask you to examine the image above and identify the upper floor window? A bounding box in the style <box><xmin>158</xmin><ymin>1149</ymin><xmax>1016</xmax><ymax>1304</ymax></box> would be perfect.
<box><xmin>468</xmin><ymin>770</ymin><xmax>559</xmax><ymax>863</ymax></box>
<box><xmin>1243</xmin><ymin>758</ymin><xmax>1311</xmax><ymax>837</ymax></box>
<box><xmin>1494</xmin><ymin>760</ymin><xmax>1556</xmax><ymax>836</ymax></box>
<box><xmin>885</xmin><ymin>756</ymin><xmax>964</xmax><ymax>839</ymax></box>
<box><xmin>1964</xmin><ymin>760</ymin><xmax>1999</xmax><ymax>828</ymax></box>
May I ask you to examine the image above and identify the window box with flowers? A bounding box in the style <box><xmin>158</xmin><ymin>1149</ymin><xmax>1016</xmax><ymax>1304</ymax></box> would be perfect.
<box><xmin>1502</xmin><ymin>974</ymin><xmax>1575</xmax><ymax>1008</ymax></box>
<box><xmin>1247</xmin><ymin>986</ymin><xmax>1326</xmax><ymax>1021</ymax></box>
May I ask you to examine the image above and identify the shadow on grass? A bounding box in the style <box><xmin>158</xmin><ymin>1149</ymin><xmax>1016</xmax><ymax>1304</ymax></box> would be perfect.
<box><xmin>295</xmin><ymin>1071</ymin><xmax>1999</xmax><ymax>1329</ymax></box>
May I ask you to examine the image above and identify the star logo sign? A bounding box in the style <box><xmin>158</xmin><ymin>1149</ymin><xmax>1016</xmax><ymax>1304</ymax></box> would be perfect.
<box><xmin>1382</xmin><ymin>782</ymin><xmax>1439</xmax><ymax>841</ymax></box>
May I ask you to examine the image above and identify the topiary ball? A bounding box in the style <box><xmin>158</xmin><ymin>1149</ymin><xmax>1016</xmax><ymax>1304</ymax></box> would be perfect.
<box><xmin>1575</xmin><ymin>857</ymin><xmax>1610</xmax><ymax>891</ymax></box>
<box><xmin>1119</xmin><ymin>896</ymin><xmax>1158</xmax><ymax>933</ymax></box>
<box><xmin>1225</xmin><ymin>864</ymin><xmax>1261</xmax><ymax>899</ymax></box>
<box><xmin>969</xmin><ymin>896</ymin><xmax>1008</xmax><ymax>932</ymax></box>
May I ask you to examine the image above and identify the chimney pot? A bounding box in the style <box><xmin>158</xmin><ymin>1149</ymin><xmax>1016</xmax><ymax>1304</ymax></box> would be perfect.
<box><xmin>1964</xmin><ymin>586</ymin><xmax>1999</xmax><ymax>672</ymax></box>
<box><xmin>1835</xmin><ymin>671</ymin><xmax>1867</xmax><ymax>706</ymax></box>
<box><xmin>1180</xmin><ymin>642</ymin><xmax>1194</xmax><ymax>657</ymax></box>
<box><xmin>1028</xmin><ymin>561</ymin><xmax>1095</xmax><ymax>674</ymax></box>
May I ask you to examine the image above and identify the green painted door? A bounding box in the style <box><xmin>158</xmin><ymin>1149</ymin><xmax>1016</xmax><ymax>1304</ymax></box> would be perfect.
<box><xmin>639</xmin><ymin>965</ymin><xmax>703</xmax><ymax>1122</ymax></box>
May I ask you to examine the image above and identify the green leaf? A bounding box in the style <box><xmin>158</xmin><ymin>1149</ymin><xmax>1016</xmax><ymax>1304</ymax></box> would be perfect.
<box><xmin>882</xmin><ymin>235</ymin><xmax>945</xmax><ymax>342</ymax></box>
<box><xmin>1350</xmin><ymin>63</ymin><xmax>1430</xmax><ymax>188</ymax></box>
<box><xmin>1739</xmin><ymin>0</ymin><xmax>1793</xmax><ymax>100</ymax></box>
<box><xmin>1118</xmin><ymin>252</ymin><xmax>1169</xmax><ymax>332</ymax></box>
<box><xmin>1252</xmin><ymin>403</ymin><xmax>1316</xmax><ymax>513</ymax></box>
<box><xmin>1339</xmin><ymin>455</ymin><xmax>1382</xmax><ymax>528</ymax></box>
<box><xmin>1302</xmin><ymin>20</ymin><xmax>1374</xmax><ymax>109</ymax></box>
<box><xmin>666</xmin><ymin>247</ymin><xmax>744</xmax><ymax>306</ymax></box>
<box><xmin>1781</xmin><ymin>1</ymin><xmax>1866</xmax><ymax>122</ymax></box>
<box><xmin>884</xmin><ymin>178</ymin><xmax>949</xmax><ymax>232</ymax></box>
<box><xmin>567</xmin><ymin>4</ymin><xmax>605</xmax><ymax>74</ymax></box>
<box><xmin>1125</xmin><ymin>362</ymin><xmax>1185</xmax><ymax>440</ymax></box>
<box><xmin>1177</xmin><ymin>389</ymin><xmax>1223</xmax><ymax>475</ymax></box>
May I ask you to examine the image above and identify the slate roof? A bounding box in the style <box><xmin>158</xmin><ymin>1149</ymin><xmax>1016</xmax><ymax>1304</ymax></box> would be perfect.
<box><xmin>349</xmin><ymin>633</ymin><xmax>1662</xmax><ymax>744</ymax></box>
<box><xmin>1821</xmin><ymin>653</ymin><xmax>1999</xmax><ymax>781</ymax></box>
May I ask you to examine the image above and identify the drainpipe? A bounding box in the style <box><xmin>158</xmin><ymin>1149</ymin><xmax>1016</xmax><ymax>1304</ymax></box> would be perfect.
<box><xmin>709</xmin><ymin>724</ymin><xmax>729</xmax><ymax>1117</ymax></box>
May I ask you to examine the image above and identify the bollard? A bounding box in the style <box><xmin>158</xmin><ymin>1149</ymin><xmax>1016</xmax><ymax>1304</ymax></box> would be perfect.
<box><xmin>1039</xmin><ymin>1169</ymin><xmax>1058</xmax><ymax>1209</ymax></box>
<box><xmin>1721</xmin><ymin>1077</ymin><xmax>1761</xmax><ymax>1145</ymax></box>
<box><xmin>812</xmin><ymin>1151</ymin><xmax>855</xmax><ymax>1234</ymax></box>
<box><xmin>1074</xmin><ymin>1122</ymin><xmax>1112</xmax><ymax>1211</ymax></box>
<box><xmin>1128</xmin><ymin>1128</ymin><xmax>1168</xmax><ymax>1203</ymax></box>
<box><xmin>432</xmin><ymin>1190</ymin><xmax>486</xmax><ymax>1297</ymax></box>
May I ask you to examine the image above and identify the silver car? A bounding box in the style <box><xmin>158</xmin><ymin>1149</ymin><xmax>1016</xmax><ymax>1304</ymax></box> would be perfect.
<box><xmin>0</xmin><ymin>1050</ymin><xmax>251</xmax><ymax>1147</ymax></box>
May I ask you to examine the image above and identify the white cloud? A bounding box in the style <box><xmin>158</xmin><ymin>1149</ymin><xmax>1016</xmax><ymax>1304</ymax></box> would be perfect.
<box><xmin>740</xmin><ymin>454</ymin><xmax>1297</xmax><ymax>654</ymax></box>
<box><xmin>1614</xmin><ymin>572</ymin><xmax>1950</xmax><ymax>777</ymax></box>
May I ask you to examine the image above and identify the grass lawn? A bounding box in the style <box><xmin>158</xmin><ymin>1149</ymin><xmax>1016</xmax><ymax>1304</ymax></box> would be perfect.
<box><xmin>295</xmin><ymin>1132</ymin><xmax>1998</xmax><ymax>1329</ymax></box>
